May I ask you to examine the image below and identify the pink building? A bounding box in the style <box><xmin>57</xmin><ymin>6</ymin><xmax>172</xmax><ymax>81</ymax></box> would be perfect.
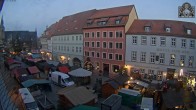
<box><xmin>83</xmin><ymin>5</ymin><xmax>138</xmax><ymax>77</ymax></box>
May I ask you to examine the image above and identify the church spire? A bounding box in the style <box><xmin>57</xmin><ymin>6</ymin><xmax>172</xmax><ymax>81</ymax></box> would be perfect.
<box><xmin>0</xmin><ymin>15</ymin><xmax>4</xmax><ymax>29</ymax></box>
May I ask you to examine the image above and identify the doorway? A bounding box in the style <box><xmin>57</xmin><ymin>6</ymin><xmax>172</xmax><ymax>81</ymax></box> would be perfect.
<box><xmin>103</xmin><ymin>63</ymin><xmax>109</xmax><ymax>77</ymax></box>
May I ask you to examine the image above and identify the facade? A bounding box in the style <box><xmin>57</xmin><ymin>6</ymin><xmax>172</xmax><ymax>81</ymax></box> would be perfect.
<box><xmin>51</xmin><ymin>10</ymin><xmax>96</xmax><ymax>66</ymax></box>
<box><xmin>125</xmin><ymin>20</ymin><xmax>196</xmax><ymax>82</ymax></box>
<box><xmin>5</xmin><ymin>31</ymin><xmax>37</xmax><ymax>52</ymax></box>
<box><xmin>83</xmin><ymin>5</ymin><xmax>138</xmax><ymax>76</ymax></box>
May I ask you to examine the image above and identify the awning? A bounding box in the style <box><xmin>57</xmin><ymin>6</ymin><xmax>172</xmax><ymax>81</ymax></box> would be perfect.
<box><xmin>27</xmin><ymin>66</ymin><xmax>40</xmax><ymax>74</ymax></box>
<box><xmin>58</xmin><ymin>66</ymin><xmax>69</xmax><ymax>73</ymax></box>
<box><xmin>68</xmin><ymin>68</ymin><xmax>92</xmax><ymax>77</ymax></box>
<box><xmin>57</xmin><ymin>86</ymin><xmax>96</xmax><ymax>106</ymax></box>
<box><xmin>22</xmin><ymin>79</ymin><xmax>50</xmax><ymax>88</ymax></box>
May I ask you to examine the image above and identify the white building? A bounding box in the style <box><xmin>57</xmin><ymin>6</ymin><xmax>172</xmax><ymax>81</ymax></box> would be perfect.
<box><xmin>51</xmin><ymin>10</ymin><xmax>96</xmax><ymax>67</ymax></box>
<box><xmin>125</xmin><ymin>20</ymin><xmax>196</xmax><ymax>81</ymax></box>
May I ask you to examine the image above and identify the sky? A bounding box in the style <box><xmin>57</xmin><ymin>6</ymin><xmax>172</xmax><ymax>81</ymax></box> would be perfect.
<box><xmin>1</xmin><ymin>0</ymin><xmax>196</xmax><ymax>37</ymax></box>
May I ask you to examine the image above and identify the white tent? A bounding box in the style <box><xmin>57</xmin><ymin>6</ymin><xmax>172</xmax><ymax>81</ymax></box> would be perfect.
<box><xmin>68</xmin><ymin>68</ymin><xmax>92</xmax><ymax>77</ymax></box>
<box><xmin>140</xmin><ymin>97</ymin><xmax>153</xmax><ymax>110</ymax></box>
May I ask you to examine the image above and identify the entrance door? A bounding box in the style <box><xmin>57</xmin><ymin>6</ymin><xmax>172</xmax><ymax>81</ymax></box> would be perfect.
<box><xmin>167</xmin><ymin>68</ymin><xmax>175</xmax><ymax>80</ymax></box>
<box><xmin>103</xmin><ymin>63</ymin><xmax>109</xmax><ymax>77</ymax></box>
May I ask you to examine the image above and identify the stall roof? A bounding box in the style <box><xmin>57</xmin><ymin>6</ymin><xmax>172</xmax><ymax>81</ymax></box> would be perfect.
<box><xmin>22</xmin><ymin>79</ymin><xmax>50</xmax><ymax>88</ymax></box>
<box><xmin>11</xmin><ymin>68</ymin><xmax>29</xmax><ymax>78</ymax></box>
<box><xmin>134</xmin><ymin>80</ymin><xmax>149</xmax><ymax>88</ymax></box>
<box><xmin>118</xmin><ymin>88</ymin><xmax>140</xmax><ymax>96</ymax></box>
<box><xmin>140</xmin><ymin>97</ymin><xmax>153</xmax><ymax>110</ymax></box>
<box><xmin>104</xmin><ymin>80</ymin><xmax>119</xmax><ymax>89</ymax></box>
<box><xmin>70</xmin><ymin>105</ymin><xmax>100</xmax><ymax>110</ymax></box>
<box><xmin>57</xmin><ymin>86</ymin><xmax>96</xmax><ymax>106</ymax></box>
<box><xmin>68</xmin><ymin>68</ymin><xmax>92</xmax><ymax>77</ymax></box>
<box><xmin>58</xmin><ymin>66</ymin><xmax>69</xmax><ymax>73</ymax></box>
<box><xmin>47</xmin><ymin>60</ymin><xmax>59</xmax><ymax>66</ymax></box>
<box><xmin>27</xmin><ymin>66</ymin><xmax>40</xmax><ymax>74</ymax></box>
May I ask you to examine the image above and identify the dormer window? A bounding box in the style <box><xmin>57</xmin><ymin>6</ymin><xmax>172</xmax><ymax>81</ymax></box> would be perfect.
<box><xmin>165</xmin><ymin>27</ymin><xmax>171</xmax><ymax>33</ymax></box>
<box><xmin>187</xmin><ymin>29</ymin><xmax>191</xmax><ymax>35</ymax></box>
<box><xmin>97</xmin><ymin>21</ymin><xmax>107</xmax><ymax>26</ymax></box>
<box><xmin>115</xmin><ymin>20</ymin><xmax>120</xmax><ymax>24</ymax></box>
<box><xmin>145</xmin><ymin>26</ymin><xmax>151</xmax><ymax>32</ymax></box>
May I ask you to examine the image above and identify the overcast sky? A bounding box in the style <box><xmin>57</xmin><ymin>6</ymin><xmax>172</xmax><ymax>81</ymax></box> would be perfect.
<box><xmin>1</xmin><ymin>0</ymin><xmax>196</xmax><ymax>37</ymax></box>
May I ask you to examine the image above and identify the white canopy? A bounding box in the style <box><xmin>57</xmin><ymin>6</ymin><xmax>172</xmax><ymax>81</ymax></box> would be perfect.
<box><xmin>68</xmin><ymin>68</ymin><xmax>92</xmax><ymax>77</ymax></box>
<box><xmin>140</xmin><ymin>97</ymin><xmax>153</xmax><ymax>110</ymax></box>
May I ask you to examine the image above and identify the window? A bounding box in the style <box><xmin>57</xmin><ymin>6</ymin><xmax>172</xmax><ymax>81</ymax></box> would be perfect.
<box><xmin>113</xmin><ymin>65</ymin><xmax>120</xmax><ymax>72</ymax></box>
<box><xmin>109</xmin><ymin>42</ymin><xmax>113</xmax><ymax>48</ymax></box>
<box><xmin>92</xmin><ymin>32</ymin><xmax>95</xmax><ymax>37</ymax></box>
<box><xmin>103</xmin><ymin>32</ymin><xmax>107</xmax><ymax>38</ymax></box>
<box><xmin>181</xmin><ymin>39</ymin><xmax>186</xmax><ymax>48</ymax></box>
<box><xmin>97</xmin><ymin>32</ymin><xmax>100</xmax><ymax>38</ymax></box>
<box><xmin>72</xmin><ymin>47</ymin><xmax>74</xmax><ymax>52</ymax></box>
<box><xmin>98</xmin><ymin>21</ymin><xmax>107</xmax><ymax>25</ymax></box>
<box><xmin>131</xmin><ymin>51</ymin><xmax>137</xmax><ymax>62</ymax></box>
<box><xmin>165</xmin><ymin>27</ymin><xmax>171</xmax><ymax>33</ymax></box>
<box><xmin>85</xmin><ymin>51</ymin><xmax>89</xmax><ymax>56</ymax></box>
<box><xmin>140</xmin><ymin>69</ymin><xmax>145</xmax><ymax>74</ymax></box>
<box><xmin>67</xmin><ymin>36</ymin><xmax>69</xmax><ymax>41</ymax></box>
<box><xmin>102</xmin><ymin>53</ymin><xmax>106</xmax><ymax>59</ymax></box>
<box><xmin>115</xmin><ymin>54</ymin><xmax>123</xmax><ymax>61</ymax></box>
<box><xmin>109</xmin><ymin>32</ymin><xmax>113</xmax><ymax>37</ymax></box>
<box><xmin>76</xmin><ymin>47</ymin><xmax>78</xmax><ymax>52</ymax></box>
<box><xmin>187</xmin><ymin>29</ymin><xmax>191</xmax><ymax>35</ymax></box>
<box><xmin>116</xmin><ymin>31</ymin><xmax>122</xmax><ymax>38</ymax></box>
<box><xmin>67</xmin><ymin>47</ymin><xmax>69</xmax><ymax>51</ymax></box>
<box><xmin>150</xmin><ymin>53</ymin><xmax>156</xmax><ymax>63</ymax></box>
<box><xmin>180</xmin><ymin>55</ymin><xmax>185</xmax><ymax>66</ymax></box>
<box><xmin>97</xmin><ymin>42</ymin><xmax>100</xmax><ymax>48</ymax></box>
<box><xmin>132</xmin><ymin>36</ymin><xmax>137</xmax><ymax>44</ymax></box>
<box><xmin>91</xmin><ymin>42</ymin><xmax>95</xmax><ymax>47</ymax></box>
<box><xmin>96</xmin><ymin>52</ymin><xmax>100</xmax><ymax>58</ymax></box>
<box><xmin>72</xmin><ymin>36</ymin><xmax>74</xmax><ymax>40</ymax></box>
<box><xmin>148</xmin><ymin>69</ymin><xmax>154</xmax><ymax>74</ymax></box>
<box><xmin>64</xmin><ymin>46</ymin><xmax>66</xmax><ymax>51</ymax></box>
<box><xmin>79</xmin><ymin>36</ymin><xmax>82</xmax><ymax>40</ymax></box>
<box><xmin>190</xmin><ymin>40</ymin><xmax>195</xmax><ymax>49</ymax></box>
<box><xmin>144</xmin><ymin>26</ymin><xmax>151</xmax><ymax>32</ymax></box>
<box><xmin>85</xmin><ymin>42</ymin><xmax>89</xmax><ymax>47</ymax></box>
<box><xmin>109</xmin><ymin>54</ymin><xmax>113</xmax><ymax>60</ymax></box>
<box><xmin>91</xmin><ymin>52</ymin><xmax>95</xmax><ymax>57</ymax></box>
<box><xmin>151</xmin><ymin>37</ymin><xmax>156</xmax><ymax>45</ymax></box>
<box><xmin>116</xmin><ymin>43</ymin><xmax>123</xmax><ymax>49</ymax></box>
<box><xmin>61</xmin><ymin>46</ymin><xmax>63</xmax><ymax>51</ymax></box>
<box><xmin>115</xmin><ymin>20</ymin><xmax>120</xmax><ymax>24</ymax></box>
<box><xmin>188</xmin><ymin>56</ymin><xmax>194</xmax><ymax>67</ymax></box>
<box><xmin>159</xmin><ymin>53</ymin><xmax>165</xmax><ymax>64</ymax></box>
<box><xmin>64</xmin><ymin>37</ymin><xmax>66</xmax><ymax>41</ymax></box>
<box><xmin>140</xmin><ymin>52</ymin><xmax>146</xmax><ymax>62</ymax></box>
<box><xmin>79</xmin><ymin>47</ymin><xmax>82</xmax><ymax>52</ymax></box>
<box><xmin>171</xmin><ymin>38</ymin><xmax>176</xmax><ymax>47</ymax></box>
<box><xmin>103</xmin><ymin>42</ymin><xmax>107</xmax><ymax>48</ymax></box>
<box><xmin>141</xmin><ymin>36</ymin><xmax>147</xmax><ymax>45</ymax></box>
<box><xmin>76</xmin><ymin>36</ymin><xmax>78</xmax><ymax>41</ymax></box>
<box><xmin>160</xmin><ymin>37</ymin><xmax>166</xmax><ymax>46</ymax></box>
<box><xmin>170</xmin><ymin>54</ymin><xmax>175</xmax><ymax>65</ymax></box>
<box><xmin>85</xmin><ymin>33</ymin><xmax>89</xmax><ymax>38</ymax></box>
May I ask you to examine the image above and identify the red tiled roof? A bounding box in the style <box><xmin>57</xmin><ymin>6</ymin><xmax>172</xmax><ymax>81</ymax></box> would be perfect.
<box><xmin>89</xmin><ymin>5</ymin><xmax>134</xmax><ymax>19</ymax></box>
<box><xmin>28</xmin><ymin>66</ymin><xmax>40</xmax><ymax>74</ymax></box>
<box><xmin>53</xmin><ymin>9</ymin><xmax>97</xmax><ymax>36</ymax></box>
<box><xmin>126</xmin><ymin>19</ymin><xmax>196</xmax><ymax>38</ymax></box>
<box><xmin>84</xmin><ymin>5</ymin><xmax>134</xmax><ymax>28</ymax></box>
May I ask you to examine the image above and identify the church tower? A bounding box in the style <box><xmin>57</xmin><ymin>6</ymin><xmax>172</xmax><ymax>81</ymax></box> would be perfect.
<box><xmin>0</xmin><ymin>15</ymin><xmax>5</xmax><ymax>47</ymax></box>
